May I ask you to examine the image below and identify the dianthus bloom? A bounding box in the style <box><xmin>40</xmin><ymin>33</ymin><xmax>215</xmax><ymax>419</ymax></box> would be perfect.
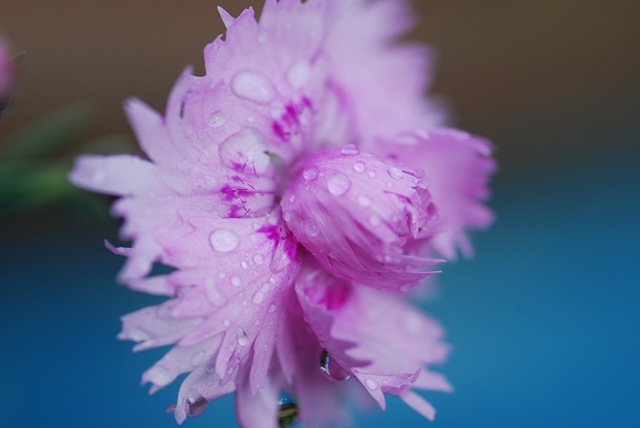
<box><xmin>70</xmin><ymin>1</ymin><xmax>495</xmax><ymax>426</ymax></box>
<box><xmin>0</xmin><ymin>36</ymin><xmax>14</xmax><ymax>113</ymax></box>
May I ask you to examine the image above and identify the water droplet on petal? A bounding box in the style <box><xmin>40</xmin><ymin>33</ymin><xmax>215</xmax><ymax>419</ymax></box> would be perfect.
<box><xmin>365</xmin><ymin>379</ymin><xmax>379</xmax><ymax>390</ymax></box>
<box><xmin>319</xmin><ymin>349</ymin><xmax>352</xmax><ymax>382</ymax></box>
<box><xmin>207</xmin><ymin>110</ymin><xmax>226</xmax><ymax>128</ymax></box>
<box><xmin>327</xmin><ymin>174</ymin><xmax>351</xmax><ymax>195</ymax></box>
<box><xmin>253</xmin><ymin>254</ymin><xmax>264</xmax><ymax>265</ymax></box>
<box><xmin>369</xmin><ymin>215</ymin><xmax>381</xmax><ymax>227</ymax></box>
<box><xmin>353</xmin><ymin>161</ymin><xmax>366</xmax><ymax>172</ymax></box>
<box><xmin>340</xmin><ymin>144</ymin><xmax>360</xmax><ymax>156</ymax></box>
<box><xmin>283</xmin><ymin>211</ymin><xmax>292</xmax><ymax>222</ymax></box>
<box><xmin>278</xmin><ymin>395</ymin><xmax>299</xmax><ymax>428</ymax></box>
<box><xmin>358</xmin><ymin>196</ymin><xmax>372</xmax><ymax>207</ymax></box>
<box><xmin>388</xmin><ymin>167</ymin><xmax>403</xmax><ymax>179</ymax></box>
<box><xmin>268</xmin><ymin>303</ymin><xmax>277</xmax><ymax>313</ymax></box>
<box><xmin>305</xmin><ymin>219</ymin><xmax>319</xmax><ymax>237</ymax></box>
<box><xmin>303</xmin><ymin>166</ymin><xmax>318</xmax><ymax>181</ymax></box>
<box><xmin>241</xmin><ymin>260</ymin><xmax>249</xmax><ymax>269</ymax></box>
<box><xmin>205</xmin><ymin>364</ymin><xmax>216</xmax><ymax>373</ymax></box>
<box><xmin>231</xmin><ymin>276</ymin><xmax>241</xmax><ymax>287</ymax></box>
<box><xmin>368</xmin><ymin>171</ymin><xmax>377</xmax><ymax>178</ymax></box>
<box><xmin>185</xmin><ymin>389</ymin><xmax>208</xmax><ymax>417</ymax></box>
<box><xmin>231</xmin><ymin>70</ymin><xmax>275</xmax><ymax>104</ymax></box>
<box><xmin>209</xmin><ymin>229</ymin><xmax>240</xmax><ymax>253</ymax></box>
<box><xmin>237</xmin><ymin>328</ymin><xmax>249</xmax><ymax>346</ymax></box>
<box><xmin>219</xmin><ymin>130</ymin><xmax>270</xmax><ymax>174</ymax></box>
<box><xmin>223</xmin><ymin>318</ymin><xmax>231</xmax><ymax>327</ymax></box>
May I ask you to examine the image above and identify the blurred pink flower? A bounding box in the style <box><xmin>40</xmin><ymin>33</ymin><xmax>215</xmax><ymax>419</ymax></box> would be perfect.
<box><xmin>70</xmin><ymin>0</ymin><xmax>495</xmax><ymax>426</ymax></box>
<box><xmin>0</xmin><ymin>37</ymin><xmax>14</xmax><ymax>109</ymax></box>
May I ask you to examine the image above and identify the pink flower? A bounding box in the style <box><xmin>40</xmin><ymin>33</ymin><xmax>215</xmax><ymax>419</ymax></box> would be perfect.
<box><xmin>70</xmin><ymin>1</ymin><xmax>495</xmax><ymax>426</ymax></box>
<box><xmin>0</xmin><ymin>37</ymin><xmax>14</xmax><ymax>110</ymax></box>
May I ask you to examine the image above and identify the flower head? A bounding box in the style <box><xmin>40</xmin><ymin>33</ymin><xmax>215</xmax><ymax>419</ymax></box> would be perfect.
<box><xmin>70</xmin><ymin>1</ymin><xmax>495</xmax><ymax>426</ymax></box>
<box><xmin>0</xmin><ymin>37</ymin><xmax>14</xmax><ymax>112</ymax></box>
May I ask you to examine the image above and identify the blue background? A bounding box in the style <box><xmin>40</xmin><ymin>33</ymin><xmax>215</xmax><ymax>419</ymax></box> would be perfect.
<box><xmin>2</xmin><ymin>134</ymin><xmax>639</xmax><ymax>427</ymax></box>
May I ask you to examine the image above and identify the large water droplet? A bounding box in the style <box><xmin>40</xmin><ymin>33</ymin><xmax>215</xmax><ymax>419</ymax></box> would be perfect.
<box><xmin>231</xmin><ymin>71</ymin><xmax>276</xmax><ymax>104</ymax></box>
<box><xmin>209</xmin><ymin>229</ymin><xmax>240</xmax><ymax>253</ymax></box>
<box><xmin>327</xmin><ymin>174</ymin><xmax>351</xmax><ymax>195</ymax></box>
<box><xmin>237</xmin><ymin>328</ymin><xmax>249</xmax><ymax>346</ymax></box>
<box><xmin>303</xmin><ymin>166</ymin><xmax>318</xmax><ymax>181</ymax></box>
<box><xmin>278</xmin><ymin>395</ymin><xmax>299</xmax><ymax>428</ymax></box>
<box><xmin>207</xmin><ymin>110</ymin><xmax>226</xmax><ymax>128</ymax></box>
<box><xmin>185</xmin><ymin>389</ymin><xmax>208</xmax><ymax>417</ymax></box>
<box><xmin>219</xmin><ymin>130</ymin><xmax>271</xmax><ymax>174</ymax></box>
<box><xmin>340</xmin><ymin>144</ymin><xmax>360</xmax><ymax>156</ymax></box>
<box><xmin>319</xmin><ymin>349</ymin><xmax>352</xmax><ymax>382</ymax></box>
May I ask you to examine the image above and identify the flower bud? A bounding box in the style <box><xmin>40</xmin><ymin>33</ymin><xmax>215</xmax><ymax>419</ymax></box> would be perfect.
<box><xmin>281</xmin><ymin>146</ymin><xmax>440</xmax><ymax>291</ymax></box>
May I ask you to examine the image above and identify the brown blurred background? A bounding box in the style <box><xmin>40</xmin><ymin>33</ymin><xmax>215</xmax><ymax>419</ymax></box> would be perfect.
<box><xmin>2</xmin><ymin>0</ymin><xmax>638</xmax><ymax>180</ymax></box>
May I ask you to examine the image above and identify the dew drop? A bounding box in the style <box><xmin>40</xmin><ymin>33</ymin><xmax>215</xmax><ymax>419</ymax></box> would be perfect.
<box><xmin>358</xmin><ymin>196</ymin><xmax>372</xmax><ymax>207</ymax></box>
<box><xmin>231</xmin><ymin>276</ymin><xmax>242</xmax><ymax>287</ymax></box>
<box><xmin>207</xmin><ymin>110</ymin><xmax>226</xmax><ymax>128</ymax></box>
<box><xmin>278</xmin><ymin>395</ymin><xmax>299</xmax><ymax>428</ymax></box>
<box><xmin>231</xmin><ymin>70</ymin><xmax>275</xmax><ymax>104</ymax></box>
<box><xmin>219</xmin><ymin>130</ymin><xmax>270</xmax><ymax>174</ymax></box>
<box><xmin>209</xmin><ymin>229</ymin><xmax>240</xmax><ymax>253</ymax></box>
<box><xmin>223</xmin><ymin>318</ymin><xmax>231</xmax><ymax>327</ymax></box>
<box><xmin>305</xmin><ymin>220</ymin><xmax>319</xmax><ymax>237</ymax></box>
<box><xmin>241</xmin><ymin>260</ymin><xmax>249</xmax><ymax>269</ymax></box>
<box><xmin>185</xmin><ymin>390</ymin><xmax>208</xmax><ymax>417</ymax></box>
<box><xmin>327</xmin><ymin>174</ymin><xmax>351</xmax><ymax>195</ymax></box>
<box><xmin>319</xmin><ymin>349</ymin><xmax>352</xmax><ymax>382</ymax></box>
<box><xmin>369</xmin><ymin>215</ymin><xmax>381</xmax><ymax>227</ymax></box>
<box><xmin>353</xmin><ymin>161</ymin><xmax>366</xmax><ymax>172</ymax></box>
<box><xmin>303</xmin><ymin>166</ymin><xmax>318</xmax><ymax>181</ymax></box>
<box><xmin>368</xmin><ymin>171</ymin><xmax>377</xmax><ymax>178</ymax></box>
<box><xmin>388</xmin><ymin>167</ymin><xmax>403</xmax><ymax>179</ymax></box>
<box><xmin>340</xmin><ymin>144</ymin><xmax>360</xmax><ymax>156</ymax></box>
<box><xmin>365</xmin><ymin>379</ymin><xmax>379</xmax><ymax>390</ymax></box>
<box><xmin>268</xmin><ymin>303</ymin><xmax>277</xmax><ymax>313</ymax></box>
<box><xmin>205</xmin><ymin>364</ymin><xmax>216</xmax><ymax>373</ymax></box>
<box><xmin>253</xmin><ymin>254</ymin><xmax>264</xmax><ymax>265</ymax></box>
<box><xmin>237</xmin><ymin>328</ymin><xmax>249</xmax><ymax>346</ymax></box>
<box><xmin>283</xmin><ymin>211</ymin><xmax>292</xmax><ymax>222</ymax></box>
